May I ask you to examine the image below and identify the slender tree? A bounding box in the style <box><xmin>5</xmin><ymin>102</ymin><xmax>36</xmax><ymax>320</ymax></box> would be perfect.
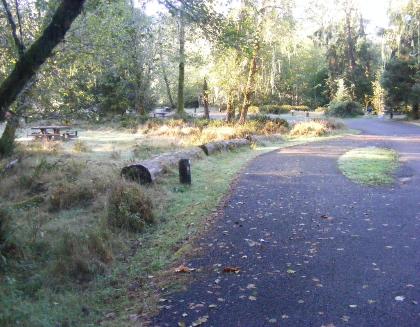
<box><xmin>177</xmin><ymin>7</ymin><xmax>186</xmax><ymax>114</ymax></box>
<box><xmin>239</xmin><ymin>3</ymin><xmax>267</xmax><ymax>124</ymax></box>
<box><xmin>202</xmin><ymin>77</ymin><xmax>210</xmax><ymax>119</ymax></box>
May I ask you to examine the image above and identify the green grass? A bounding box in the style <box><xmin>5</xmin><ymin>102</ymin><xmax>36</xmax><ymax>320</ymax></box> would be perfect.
<box><xmin>0</xmin><ymin>129</ymin><xmax>355</xmax><ymax>327</ymax></box>
<box><xmin>338</xmin><ymin>146</ymin><xmax>399</xmax><ymax>185</ymax></box>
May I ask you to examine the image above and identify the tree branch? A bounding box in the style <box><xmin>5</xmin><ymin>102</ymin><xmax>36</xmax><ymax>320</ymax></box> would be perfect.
<box><xmin>0</xmin><ymin>0</ymin><xmax>86</xmax><ymax>121</ymax></box>
<box><xmin>1</xmin><ymin>0</ymin><xmax>25</xmax><ymax>57</ymax></box>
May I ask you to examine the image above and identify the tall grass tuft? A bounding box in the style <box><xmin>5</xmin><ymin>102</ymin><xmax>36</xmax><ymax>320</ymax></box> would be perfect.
<box><xmin>107</xmin><ymin>181</ymin><xmax>154</xmax><ymax>232</ymax></box>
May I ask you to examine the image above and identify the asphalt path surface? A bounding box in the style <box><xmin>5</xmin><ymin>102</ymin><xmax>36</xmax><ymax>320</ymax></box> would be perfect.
<box><xmin>152</xmin><ymin>118</ymin><xmax>420</xmax><ymax>327</ymax></box>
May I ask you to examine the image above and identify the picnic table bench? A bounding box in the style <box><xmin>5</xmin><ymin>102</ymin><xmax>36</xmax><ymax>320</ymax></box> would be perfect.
<box><xmin>30</xmin><ymin>126</ymin><xmax>78</xmax><ymax>141</ymax></box>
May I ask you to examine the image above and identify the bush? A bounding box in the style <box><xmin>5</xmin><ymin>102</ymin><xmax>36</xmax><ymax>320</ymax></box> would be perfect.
<box><xmin>50</xmin><ymin>183</ymin><xmax>95</xmax><ymax>211</ymax></box>
<box><xmin>260</xmin><ymin>104</ymin><xmax>310</xmax><ymax>114</ymax></box>
<box><xmin>289</xmin><ymin>121</ymin><xmax>328</xmax><ymax>137</ymax></box>
<box><xmin>249</xmin><ymin>115</ymin><xmax>289</xmax><ymax>133</ymax></box>
<box><xmin>107</xmin><ymin>181</ymin><xmax>153</xmax><ymax>232</ymax></box>
<box><xmin>120</xmin><ymin>116</ymin><xmax>138</xmax><ymax>129</ymax></box>
<box><xmin>248</xmin><ymin>105</ymin><xmax>260</xmax><ymax>114</ymax></box>
<box><xmin>313</xmin><ymin>118</ymin><xmax>345</xmax><ymax>130</ymax></box>
<box><xmin>326</xmin><ymin>101</ymin><xmax>364</xmax><ymax>117</ymax></box>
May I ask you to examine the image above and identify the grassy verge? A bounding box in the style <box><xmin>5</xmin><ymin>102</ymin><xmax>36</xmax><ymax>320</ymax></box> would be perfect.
<box><xmin>338</xmin><ymin>146</ymin><xmax>399</xmax><ymax>185</ymax></box>
<box><xmin>0</xmin><ymin>120</ymin><xmax>354</xmax><ymax>326</ymax></box>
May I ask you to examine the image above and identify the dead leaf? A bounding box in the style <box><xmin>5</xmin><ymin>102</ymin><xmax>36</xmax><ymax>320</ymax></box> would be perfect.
<box><xmin>175</xmin><ymin>264</ymin><xmax>193</xmax><ymax>273</ymax></box>
<box><xmin>341</xmin><ymin>315</ymin><xmax>350</xmax><ymax>322</ymax></box>
<box><xmin>191</xmin><ymin>315</ymin><xmax>209</xmax><ymax>326</ymax></box>
<box><xmin>223</xmin><ymin>267</ymin><xmax>241</xmax><ymax>273</ymax></box>
<box><xmin>321</xmin><ymin>215</ymin><xmax>334</xmax><ymax>221</ymax></box>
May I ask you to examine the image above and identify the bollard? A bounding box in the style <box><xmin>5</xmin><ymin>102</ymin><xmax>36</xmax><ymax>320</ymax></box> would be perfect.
<box><xmin>179</xmin><ymin>159</ymin><xmax>191</xmax><ymax>184</ymax></box>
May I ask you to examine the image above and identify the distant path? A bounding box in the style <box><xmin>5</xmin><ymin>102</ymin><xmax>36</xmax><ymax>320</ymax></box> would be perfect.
<box><xmin>152</xmin><ymin>118</ymin><xmax>420</xmax><ymax>327</ymax></box>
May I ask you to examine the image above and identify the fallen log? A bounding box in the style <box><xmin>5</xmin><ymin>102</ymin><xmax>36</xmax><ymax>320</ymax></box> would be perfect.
<box><xmin>199</xmin><ymin>139</ymin><xmax>250</xmax><ymax>156</ymax></box>
<box><xmin>121</xmin><ymin>148</ymin><xmax>203</xmax><ymax>184</ymax></box>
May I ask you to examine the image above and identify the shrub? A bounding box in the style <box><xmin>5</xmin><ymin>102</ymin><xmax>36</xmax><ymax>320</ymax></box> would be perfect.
<box><xmin>326</xmin><ymin>101</ymin><xmax>364</xmax><ymax>117</ymax></box>
<box><xmin>120</xmin><ymin>116</ymin><xmax>138</xmax><ymax>129</ymax></box>
<box><xmin>250</xmin><ymin>114</ymin><xmax>289</xmax><ymax>127</ymax></box>
<box><xmin>313</xmin><ymin>118</ymin><xmax>345</xmax><ymax>130</ymax></box>
<box><xmin>248</xmin><ymin>105</ymin><xmax>260</xmax><ymax>114</ymax></box>
<box><xmin>107</xmin><ymin>181</ymin><xmax>153</xmax><ymax>232</ymax></box>
<box><xmin>289</xmin><ymin>121</ymin><xmax>328</xmax><ymax>137</ymax></box>
<box><xmin>50</xmin><ymin>183</ymin><xmax>95</xmax><ymax>211</ymax></box>
<box><xmin>260</xmin><ymin>104</ymin><xmax>310</xmax><ymax>114</ymax></box>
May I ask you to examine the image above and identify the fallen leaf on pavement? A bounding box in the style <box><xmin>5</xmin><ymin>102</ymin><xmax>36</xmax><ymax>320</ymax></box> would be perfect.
<box><xmin>191</xmin><ymin>315</ymin><xmax>209</xmax><ymax>326</ymax></box>
<box><xmin>223</xmin><ymin>267</ymin><xmax>241</xmax><ymax>273</ymax></box>
<box><xmin>175</xmin><ymin>264</ymin><xmax>193</xmax><ymax>273</ymax></box>
<box><xmin>321</xmin><ymin>215</ymin><xmax>334</xmax><ymax>221</ymax></box>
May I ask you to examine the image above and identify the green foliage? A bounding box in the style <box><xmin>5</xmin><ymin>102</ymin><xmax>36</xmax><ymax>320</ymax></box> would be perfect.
<box><xmin>371</xmin><ymin>74</ymin><xmax>385</xmax><ymax>113</ymax></box>
<box><xmin>249</xmin><ymin>114</ymin><xmax>289</xmax><ymax>129</ymax></box>
<box><xmin>107</xmin><ymin>181</ymin><xmax>154</xmax><ymax>232</ymax></box>
<box><xmin>333</xmin><ymin>78</ymin><xmax>352</xmax><ymax>102</ymax></box>
<box><xmin>381</xmin><ymin>57</ymin><xmax>419</xmax><ymax>116</ymax></box>
<box><xmin>327</xmin><ymin>100</ymin><xmax>364</xmax><ymax>117</ymax></box>
<box><xmin>260</xmin><ymin>104</ymin><xmax>310</xmax><ymax>114</ymax></box>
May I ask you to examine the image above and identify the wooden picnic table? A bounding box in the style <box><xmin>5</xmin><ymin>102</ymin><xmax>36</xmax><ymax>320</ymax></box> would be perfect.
<box><xmin>30</xmin><ymin>125</ymin><xmax>78</xmax><ymax>140</ymax></box>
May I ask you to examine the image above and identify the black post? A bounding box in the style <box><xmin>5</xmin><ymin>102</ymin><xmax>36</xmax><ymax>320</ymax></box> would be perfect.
<box><xmin>179</xmin><ymin>159</ymin><xmax>191</xmax><ymax>184</ymax></box>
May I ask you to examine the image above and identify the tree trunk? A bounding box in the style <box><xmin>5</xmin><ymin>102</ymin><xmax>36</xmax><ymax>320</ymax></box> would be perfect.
<box><xmin>160</xmin><ymin>50</ymin><xmax>175</xmax><ymax>108</ymax></box>
<box><xmin>0</xmin><ymin>116</ymin><xmax>19</xmax><ymax>158</ymax></box>
<box><xmin>203</xmin><ymin>78</ymin><xmax>210</xmax><ymax>119</ymax></box>
<box><xmin>413</xmin><ymin>103</ymin><xmax>419</xmax><ymax>120</ymax></box>
<box><xmin>177</xmin><ymin>8</ymin><xmax>186</xmax><ymax>115</ymax></box>
<box><xmin>0</xmin><ymin>0</ymin><xmax>86</xmax><ymax>122</ymax></box>
<box><xmin>238</xmin><ymin>1</ymin><xmax>267</xmax><ymax>124</ymax></box>
<box><xmin>239</xmin><ymin>43</ymin><xmax>260</xmax><ymax>124</ymax></box>
<box><xmin>225</xmin><ymin>91</ymin><xmax>235</xmax><ymax>122</ymax></box>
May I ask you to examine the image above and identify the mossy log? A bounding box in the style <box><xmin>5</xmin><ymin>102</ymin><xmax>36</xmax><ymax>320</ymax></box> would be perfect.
<box><xmin>199</xmin><ymin>139</ymin><xmax>250</xmax><ymax>156</ymax></box>
<box><xmin>122</xmin><ymin>138</ymin><xmax>252</xmax><ymax>184</ymax></box>
<box><xmin>121</xmin><ymin>148</ymin><xmax>204</xmax><ymax>184</ymax></box>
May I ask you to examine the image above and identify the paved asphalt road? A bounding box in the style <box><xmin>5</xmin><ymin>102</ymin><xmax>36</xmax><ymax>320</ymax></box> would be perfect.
<box><xmin>152</xmin><ymin>118</ymin><xmax>420</xmax><ymax>327</ymax></box>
